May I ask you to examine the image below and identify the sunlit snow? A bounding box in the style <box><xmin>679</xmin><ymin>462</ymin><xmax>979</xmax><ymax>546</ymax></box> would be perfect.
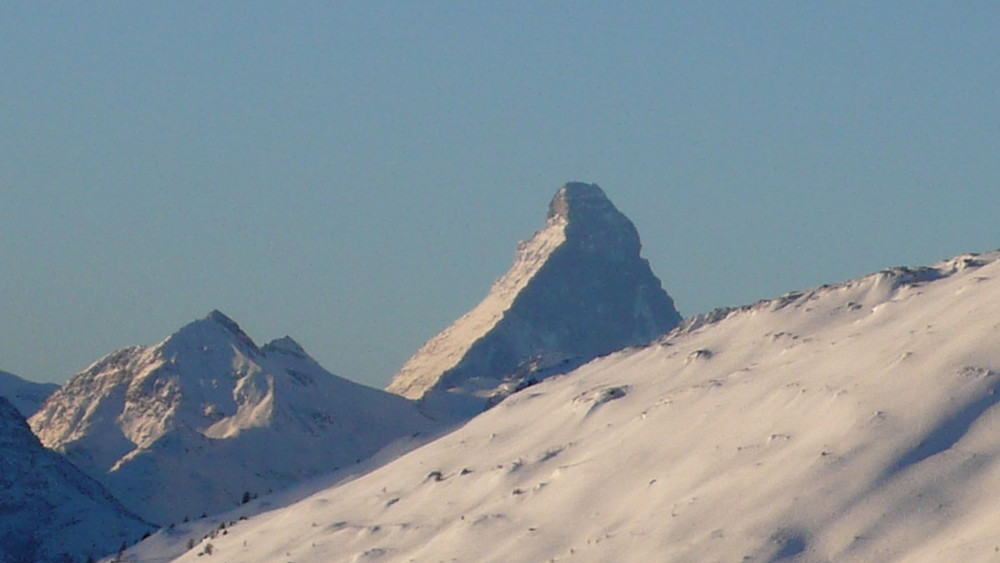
<box><xmin>121</xmin><ymin>250</ymin><xmax>1000</xmax><ymax>562</ymax></box>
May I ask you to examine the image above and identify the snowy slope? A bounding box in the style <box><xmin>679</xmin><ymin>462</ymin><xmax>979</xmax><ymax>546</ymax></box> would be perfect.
<box><xmin>388</xmin><ymin>183</ymin><xmax>681</xmax><ymax>420</ymax></box>
<box><xmin>151</xmin><ymin>250</ymin><xmax>1000</xmax><ymax>562</ymax></box>
<box><xmin>0</xmin><ymin>396</ymin><xmax>152</xmax><ymax>563</ymax></box>
<box><xmin>0</xmin><ymin>369</ymin><xmax>58</xmax><ymax>417</ymax></box>
<box><xmin>29</xmin><ymin>311</ymin><xmax>432</xmax><ymax>525</ymax></box>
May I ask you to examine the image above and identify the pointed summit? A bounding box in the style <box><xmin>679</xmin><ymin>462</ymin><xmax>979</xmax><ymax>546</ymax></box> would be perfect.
<box><xmin>548</xmin><ymin>182</ymin><xmax>609</xmax><ymax>216</ymax></box>
<box><xmin>263</xmin><ymin>336</ymin><xmax>310</xmax><ymax>359</ymax></box>
<box><xmin>547</xmin><ymin>182</ymin><xmax>641</xmax><ymax>255</ymax></box>
<box><xmin>205</xmin><ymin>308</ymin><xmax>241</xmax><ymax>332</ymax></box>
<box><xmin>548</xmin><ymin>182</ymin><xmax>619</xmax><ymax>224</ymax></box>
<box><xmin>162</xmin><ymin>309</ymin><xmax>260</xmax><ymax>358</ymax></box>
<box><xmin>387</xmin><ymin>182</ymin><xmax>682</xmax><ymax>419</ymax></box>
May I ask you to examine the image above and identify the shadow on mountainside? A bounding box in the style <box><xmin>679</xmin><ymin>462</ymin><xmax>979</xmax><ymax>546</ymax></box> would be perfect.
<box><xmin>884</xmin><ymin>370</ymin><xmax>1000</xmax><ymax>477</ymax></box>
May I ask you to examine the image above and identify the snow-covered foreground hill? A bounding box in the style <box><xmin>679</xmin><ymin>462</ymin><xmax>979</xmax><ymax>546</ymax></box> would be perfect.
<box><xmin>148</xmin><ymin>250</ymin><xmax>1000</xmax><ymax>562</ymax></box>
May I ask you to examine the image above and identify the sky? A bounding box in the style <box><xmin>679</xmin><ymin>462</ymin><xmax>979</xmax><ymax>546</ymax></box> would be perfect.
<box><xmin>2</xmin><ymin>3</ymin><xmax>999</xmax><ymax>387</ymax></box>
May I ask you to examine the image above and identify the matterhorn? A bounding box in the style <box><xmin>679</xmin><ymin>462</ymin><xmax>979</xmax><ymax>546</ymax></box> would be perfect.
<box><xmin>387</xmin><ymin>183</ymin><xmax>682</xmax><ymax>419</ymax></box>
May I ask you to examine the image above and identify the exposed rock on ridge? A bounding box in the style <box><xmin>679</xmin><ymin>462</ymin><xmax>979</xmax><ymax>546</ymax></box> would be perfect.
<box><xmin>387</xmin><ymin>182</ymin><xmax>681</xmax><ymax>419</ymax></box>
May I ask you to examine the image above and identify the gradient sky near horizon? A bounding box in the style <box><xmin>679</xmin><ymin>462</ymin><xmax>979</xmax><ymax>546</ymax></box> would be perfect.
<box><xmin>3</xmin><ymin>3</ymin><xmax>999</xmax><ymax>386</ymax></box>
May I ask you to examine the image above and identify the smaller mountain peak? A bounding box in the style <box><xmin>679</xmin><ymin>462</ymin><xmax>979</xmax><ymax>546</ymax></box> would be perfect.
<box><xmin>262</xmin><ymin>336</ymin><xmax>310</xmax><ymax>360</ymax></box>
<box><xmin>547</xmin><ymin>182</ymin><xmax>611</xmax><ymax>221</ymax></box>
<box><xmin>205</xmin><ymin>309</ymin><xmax>239</xmax><ymax>330</ymax></box>
<box><xmin>165</xmin><ymin>310</ymin><xmax>259</xmax><ymax>356</ymax></box>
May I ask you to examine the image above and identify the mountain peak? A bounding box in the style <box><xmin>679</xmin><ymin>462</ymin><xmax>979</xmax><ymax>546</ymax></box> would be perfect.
<box><xmin>546</xmin><ymin>182</ymin><xmax>642</xmax><ymax>257</ymax></box>
<box><xmin>547</xmin><ymin>182</ymin><xmax>611</xmax><ymax>221</ymax></box>
<box><xmin>204</xmin><ymin>309</ymin><xmax>243</xmax><ymax>335</ymax></box>
<box><xmin>165</xmin><ymin>310</ymin><xmax>259</xmax><ymax>356</ymax></box>
<box><xmin>30</xmin><ymin>311</ymin><xmax>432</xmax><ymax>525</ymax></box>
<box><xmin>262</xmin><ymin>336</ymin><xmax>310</xmax><ymax>359</ymax></box>
<box><xmin>387</xmin><ymin>182</ymin><xmax>682</xmax><ymax>419</ymax></box>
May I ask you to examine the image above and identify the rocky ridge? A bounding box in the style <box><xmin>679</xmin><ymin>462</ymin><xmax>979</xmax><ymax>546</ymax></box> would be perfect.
<box><xmin>387</xmin><ymin>183</ymin><xmax>682</xmax><ymax>419</ymax></box>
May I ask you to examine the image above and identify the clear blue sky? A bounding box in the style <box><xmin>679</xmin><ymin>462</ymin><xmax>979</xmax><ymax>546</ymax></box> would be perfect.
<box><xmin>3</xmin><ymin>3</ymin><xmax>998</xmax><ymax>386</ymax></box>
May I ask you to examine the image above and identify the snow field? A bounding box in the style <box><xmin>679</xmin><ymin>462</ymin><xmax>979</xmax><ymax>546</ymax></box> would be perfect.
<box><xmin>158</xmin><ymin>251</ymin><xmax>1000</xmax><ymax>561</ymax></box>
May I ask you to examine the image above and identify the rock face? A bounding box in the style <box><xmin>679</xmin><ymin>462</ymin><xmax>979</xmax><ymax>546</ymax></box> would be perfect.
<box><xmin>0</xmin><ymin>396</ymin><xmax>152</xmax><ymax>563</ymax></box>
<box><xmin>29</xmin><ymin>311</ymin><xmax>432</xmax><ymax>525</ymax></box>
<box><xmin>387</xmin><ymin>183</ymin><xmax>681</xmax><ymax>419</ymax></box>
<box><xmin>0</xmin><ymin>369</ymin><xmax>58</xmax><ymax>418</ymax></box>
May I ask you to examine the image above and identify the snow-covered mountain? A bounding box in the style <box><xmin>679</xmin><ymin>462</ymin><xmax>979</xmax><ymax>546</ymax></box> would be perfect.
<box><xmin>0</xmin><ymin>369</ymin><xmax>58</xmax><ymax>418</ymax></box>
<box><xmin>134</xmin><ymin>249</ymin><xmax>1000</xmax><ymax>562</ymax></box>
<box><xmin>388</xmin><ymin>182</ymin><xmax>682</xmax><ymax>420</ymax></box>
<box><xmin>29</xmin><ymin>311</ymin><xmax>432</xmax><ymax>526</ymax></box>
<box><xmin>0</xmin><ymin>396</ymin><xmax>152</xmax><ymax>563</ymax></box>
